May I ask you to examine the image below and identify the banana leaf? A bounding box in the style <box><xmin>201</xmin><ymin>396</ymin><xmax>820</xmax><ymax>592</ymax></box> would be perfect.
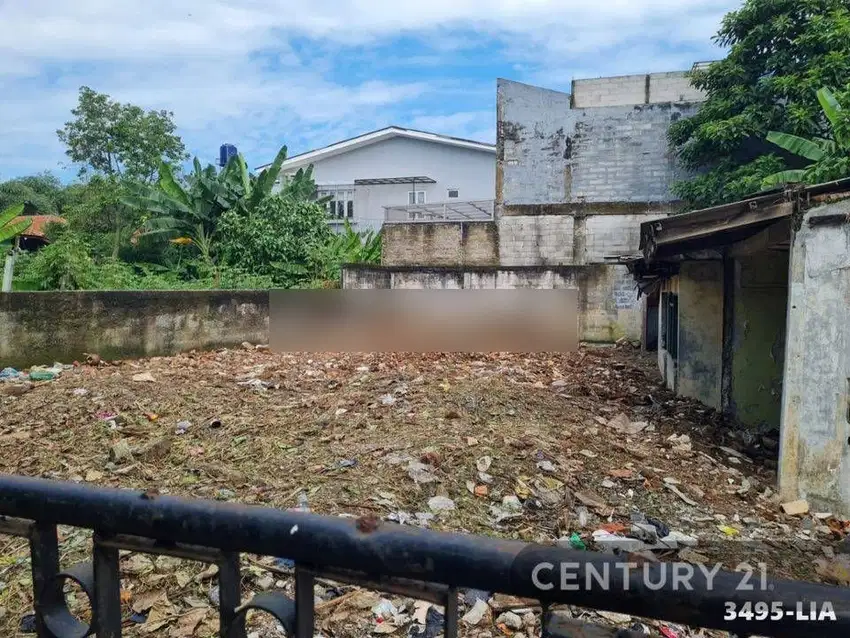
<box><xmin>766</xmin><ymin>132</ymin><xmax>825</xmax><ymax>161</ymax></box>
<box><xmin>762</xmin><ymin>169</ymin><xmax>806</xmax><ymax>188</ymax></box>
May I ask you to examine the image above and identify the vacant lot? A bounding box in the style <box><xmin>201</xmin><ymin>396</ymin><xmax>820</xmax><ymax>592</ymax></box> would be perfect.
<box><xmin>0</xmin><ymin>346</ymin><xmax>845</xmax><ymax>637</ymax></box>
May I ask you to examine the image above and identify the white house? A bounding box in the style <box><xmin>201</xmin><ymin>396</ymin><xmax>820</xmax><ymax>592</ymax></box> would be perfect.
<box><xmin>259</xmin><ymin>126</ymin><xmax>496</xmax><ymax>232</ymax></box>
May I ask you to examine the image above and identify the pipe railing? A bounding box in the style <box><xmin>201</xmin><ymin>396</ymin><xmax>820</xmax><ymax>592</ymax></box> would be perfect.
<box><xmin>0</xmin><ymin>474</ymin><xmax>846</xmax><ymax>637</ymax></box>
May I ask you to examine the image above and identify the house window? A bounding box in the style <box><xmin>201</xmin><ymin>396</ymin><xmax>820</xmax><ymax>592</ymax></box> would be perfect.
<box><xmin>317</xmin><ymin>186</ymin><xmax>355</xmax><ymax>220</ymax></box>
<box><xmin>408</xmin><ymin>191</ymin><xmax>426</xmax><ymax>205</ymax></box>
<box><xmin>447</xmin><ymin>189</ymin><xmax>459</xmax><ymax>198</ymax></box>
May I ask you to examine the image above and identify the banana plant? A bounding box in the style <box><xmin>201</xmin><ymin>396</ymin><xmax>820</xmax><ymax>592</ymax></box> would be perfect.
<box><xmin>0</xmin><ymin>203</ymin><xmax>31</xmax><ymax>245</ymax></box>
<box><xmin>762</xmin><ymin>88</ymin><xmax>850</xmax><ymax>187</ymax></box>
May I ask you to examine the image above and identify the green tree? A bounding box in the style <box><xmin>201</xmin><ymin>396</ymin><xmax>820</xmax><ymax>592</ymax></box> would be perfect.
<box><xmin>670</xmin><ymin>0</ymin><xmax>850</xmax><ymax>209</ymax></box>
<box><xmin>121</xmin><ymin>145</ymin><xmax>299</xmax><ymax>283</ymax></box>
<box><xmin>0</xmin><ymin>173</ymin><xmax>66</xmax><ymax>215</ymax></box>
<box><xmin>217</xmin><ymin>196</ymin><xmax>331</xmax><ymax>287</ymax></box>
<box><xmin>762</xmin><ymin>87</ymin><xmax>850</xmax><ymax>186</ymax></box>
<box><xmin>57</xmin><ymin>87</ymin><xmax>187</xmax><ymax>183</ymax></box>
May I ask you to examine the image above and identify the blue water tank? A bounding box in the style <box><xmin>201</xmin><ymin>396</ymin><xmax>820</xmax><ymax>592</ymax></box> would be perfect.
<box><xmin>219</xmin><ymin>144</ymin><xmax>238</xmax><ymax>167</ymax></box>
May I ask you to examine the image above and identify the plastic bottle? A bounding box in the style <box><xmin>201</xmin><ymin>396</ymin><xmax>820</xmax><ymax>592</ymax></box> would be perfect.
<box><xmin>295</xmin><ymin>491</ymin><xmax>310</xmax><ymax>512</ymax></box>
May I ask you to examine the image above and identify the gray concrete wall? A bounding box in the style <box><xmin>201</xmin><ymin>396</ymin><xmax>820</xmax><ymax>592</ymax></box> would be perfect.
<box><xmin>497</xmin><ymin>78</ymin><xmax>700</xmax><ymax>209</ymax></box>
<box><xmin>0</xmin><ymin>291</ymin><xmax>269</xmax><ymax>369</ymax></box>
<box><xmin>677</xmin><ymin>261</ymin><xmax>723</xmax><ymax>410</ymax></box>
<box><xmin>572</xmin><ymin>71</ymin><xmax>705</xmax><ymax>108</ymax></box>
<box><xmin>381</xmin><ymin>222</ymin><xmax>499</xmax><ymax>267</ymax></box>
<box><xmin>343</xmin><ymin>264</ymin><xmax>636</xmax><ymax>342</ymax></box>
<box><xmin>780</xmin><ymin>200</ymin><xmax>850</xmax><ymax>515</ymax></box>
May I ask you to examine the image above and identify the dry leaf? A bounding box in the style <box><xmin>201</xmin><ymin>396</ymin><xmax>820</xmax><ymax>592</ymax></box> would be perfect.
<box><xmin>169</xmin><ymin>608</ymin><xmax>208</xmax><ymax>638</ymax></box>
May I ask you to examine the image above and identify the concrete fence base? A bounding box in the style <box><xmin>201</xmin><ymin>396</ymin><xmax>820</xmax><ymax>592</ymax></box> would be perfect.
<box><xmin>0</xmin><ymin>291</ymin><xmax>269</xmax><ymax>369</ymax></box>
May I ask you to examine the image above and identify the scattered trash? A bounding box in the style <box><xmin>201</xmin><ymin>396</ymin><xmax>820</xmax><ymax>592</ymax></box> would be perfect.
<box><xmin>495</xmin><ymin>611</ymin><xmax>523</xmax><ymax>630</ymax></box>
<box><xmin>536</xmin><ymin>460</ymin><xmax>556</xmax><ymax>473</ymax></box>
<box><xmin>380</xmin><ymin>394</ymin><xmax>396</xmax><ymax>406</ymax></box>
<box><xmin>717</xmin><ymin>525</ymin><xmax>740</xmax><ymax>537</ymax></box>
<box><xmin>335</xmin><ymin>459</ymin><xmax>358</xmax><ymax>469</ymax></box>
<box><xmin>132</xmin><ymin>371</ymin><xmax>157</xmax><ymax>383</ymax></box>
<box><xmin>781</xmin><ymin>499</ymin><xmax>810</xmax><ymax>516</ymax></box>
<box><xmin>72</xmin><ymin>388</ymin><xmax>89</xmax><ymax>397</ymax></box>
<box><xmin>175</xmin><ymin>420</ymin><xmax>191</xmax><ymax>435</ymax></box>
<box><xmin>604</xmin><ymin>413</ymin><xmax>648</xmax><ymax>435</ymax></box>
<box><xmin>129</xmin><ymin>612</ymin><xmax>148</xmax><ymax>624</ymax></box>
<box><xmin>462</xmin><ymin>599</ymin><xmax>490</xmax><ymax>626</ymax></box>
<box><xmin>208</xmin><ymin>585</ymin><xmax>220</xmax><ymax>607</ymax></box>
<box><xmin>407</xmin><ymin>461</ymin><xmax>438</xmax><ymax>484</ymax></box>
<box><xmin>372</xmin><ymin>599</ymin><xmax>398</xmax><ymax>619</ymax></box>
<box><xmin>476</xmin><ymin>456</ymin><xmax>492</xmax><ymax>472</ymax></box>
<box><xmin>568</xmin><ymin>532</ymin><xmax>586</xmax><ymax>550</ymax></box>
<box><xmin>274</xmin><ymin>557</ymin><xmax>295</xmax><ymax>570</ymax></box>
<box><xmin>216</xmin><ymin>489</ymin><xmax>236</xmax><ymax>500</ymax></box>
<box><xmin>18</xmin><ymin>613</ymin><xmax>36</xmax><ymax>633</ymax></box>
<box><xmin>428</xmin><ymin>496</ymin><xmax>455</xmax><ymax>513</ymax></box>
<box><xmin>0</xmin><ymin>367</ymin><xmax>21</xmax><ymax>381</ymax></box>
<box><xmin>462</xmin><ymin>589</ymin><xmax>490</xmax><ymax>606</ymax></box>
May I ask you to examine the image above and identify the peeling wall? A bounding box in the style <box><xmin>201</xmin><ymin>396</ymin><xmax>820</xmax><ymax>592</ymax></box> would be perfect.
<box><xmin>780</xmin><ymin>201</ymin><xmax>850</xmax><ymax>515</ymax></box>
<box><xmin>677</xmin><ymin>261</ymin><xmax>724</xmax><ymax>410</ymax></box>
<box><xmin>0</xmin><ymin>291</ymin><xmax>269</xmax><ymax>369</ymax></box>
<box><xmin>497</xmin><ymin>78</ymin><xmax>700</xmax><ymax>208</ymax></box>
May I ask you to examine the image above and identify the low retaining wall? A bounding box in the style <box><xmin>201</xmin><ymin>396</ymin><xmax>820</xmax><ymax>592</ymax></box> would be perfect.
<box><xmin>343</xmin><ymin>264</ymin><xmax>641</xmax><ymax>342</ymax></box>
<box><xmin>0</xmin><ymin>291</ymin><xmax>269</xmax><ymax>368</ymax></box>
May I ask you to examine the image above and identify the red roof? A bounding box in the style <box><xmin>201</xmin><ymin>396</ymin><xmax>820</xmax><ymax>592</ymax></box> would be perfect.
<box><xmin>11</xmin><ymin>215</ymin><xmax>66</xmax><ymax>239</ymax></box>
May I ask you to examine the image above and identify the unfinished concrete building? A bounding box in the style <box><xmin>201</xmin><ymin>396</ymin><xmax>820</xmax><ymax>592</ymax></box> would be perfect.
<box><xmin>345</xmin><ymin>71</ymin><xmax>705</xmax><ymax>342</ymax></box>
<box><xmin>626</xmin><ymin>180</ymin><xmax>850</xmax><ymax>515</ymax></box>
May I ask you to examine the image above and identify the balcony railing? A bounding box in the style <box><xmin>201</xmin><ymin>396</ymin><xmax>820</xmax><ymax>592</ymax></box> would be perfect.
<box><xmin>384</xmin><ymin>200</ymin><xmax>495</xmax><ymax>223</ymax></box>
<box><xmin>0</xmin><ymin>474</ymin><xmax>847</xmax><ymax>637</ymax></box>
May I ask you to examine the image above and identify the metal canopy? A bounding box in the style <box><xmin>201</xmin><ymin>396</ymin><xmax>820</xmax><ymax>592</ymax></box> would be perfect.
<box><xmin>354</xmin><ymin>176</ymin><xmax>436</xmax><ymax>185</ymax></box>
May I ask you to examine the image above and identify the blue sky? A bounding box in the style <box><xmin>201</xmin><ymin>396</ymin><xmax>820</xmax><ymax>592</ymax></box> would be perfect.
<box><xmin>0</xmin><ymin>1</ymin><xmax>737</xmax><ymax>181</ymax></box>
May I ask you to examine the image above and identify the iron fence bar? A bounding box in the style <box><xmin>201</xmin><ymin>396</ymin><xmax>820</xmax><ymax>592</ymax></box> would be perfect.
<box><xmin>444</xmin><ymin>586</ymin><xmax>459</xmax><ymax>638</ymax></box>
<box><xmin>294</xmin><ymin>567</ymin><xmax>315</xmax><ymax>638</ymax></box>
<box><xmin>309</xmin><ymin>566</ymin><xmax>450</xmax><ymax>605</ymax></box>
<box><xmin>93</xmin><ymin>534</ymin><xmax>121</xmax><ymax>638</ymax></box>
<box><xmin>218</xmin><ymin>551</ymin><xmax>243</xmax><ymax>638</ymax></box>
<box><xmin>98</xmin><ymin>533</ymin><xmax>221</xmax><ymax>563</ymax></box>
<box><xmin>0</xmin><ymin>475</ymin><xmax>848</xmax><ymax>638</ymax></box>
<box><xmin>30</xmin><ymin>522</ymin><xmax>61</xmax><ymax>638</ymax></box>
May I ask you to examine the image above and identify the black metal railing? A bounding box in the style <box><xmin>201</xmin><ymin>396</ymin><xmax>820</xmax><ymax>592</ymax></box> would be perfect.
<box><xmin>0</xmin><ymin>474</ymin><xmax>847</xmax><ymax>637</ymax></box>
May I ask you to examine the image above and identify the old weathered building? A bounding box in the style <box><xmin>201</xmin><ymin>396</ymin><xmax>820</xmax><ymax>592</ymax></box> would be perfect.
<box><xmin>626</xmin><ymin>180</ymin><xmax>850</xmax><ymax>515</ymax></box>
<box><xmin>345</xmin><ymin>71</ymin><xmax>705</xmax><ymax>342</ymax></box>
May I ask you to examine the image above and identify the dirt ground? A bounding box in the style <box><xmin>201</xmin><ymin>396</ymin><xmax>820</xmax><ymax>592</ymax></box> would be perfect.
<box><xmin>0</xmin><ymin>345</ymin><xmax>847</xmax><ymax>637</ymax></box>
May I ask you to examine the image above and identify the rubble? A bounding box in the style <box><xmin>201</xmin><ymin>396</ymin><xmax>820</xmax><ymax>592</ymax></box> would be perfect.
<box><xmin>0</xmin><ymin>346</ymin><xmax>840</xmax><ymax>638</ymax></box>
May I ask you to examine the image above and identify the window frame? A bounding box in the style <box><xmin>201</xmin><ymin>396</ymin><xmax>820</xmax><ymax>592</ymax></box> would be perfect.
<box><xmin>408</xmin><ymin>190</ymin><xmax>426</xmax><ymax>205</ymax></box>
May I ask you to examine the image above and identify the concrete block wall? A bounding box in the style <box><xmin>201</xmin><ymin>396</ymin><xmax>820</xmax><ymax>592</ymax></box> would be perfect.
<box><xmin>498</xmin><ymin>78</ymin><xmax>700</xmax><ymax>207</ymax></box>
<box><xmin>581</xmin><ymin>265</ymin><xmax>642</xmax><ymax>342</ymax></box>
<box><xmin>572</xmin><ymin>74</ymin><xmax>647</xmax><ymax>107</ymax></box>
<box><xmin>583</xmin><ymin>213</ymin><xmax>666</xmax><ymax>263</ymax></box>
<box><xmin>498</xmin><ymin>216</ymin><xmax>574</xmax><ymax>266</ymax></box>
<box><xmin>381</xmin><ymin>222</ymin><xmax>498</xmax><ymax>267</ymax></box>
<box><xmin>649</xmin><ymin>71</ymin><xmax>706</xmax><ymax>104</ymax></box>
<box><xmin>572</xmin><ymin>71</ymin><xmax>705</xmax><ymax>108</ymax></box>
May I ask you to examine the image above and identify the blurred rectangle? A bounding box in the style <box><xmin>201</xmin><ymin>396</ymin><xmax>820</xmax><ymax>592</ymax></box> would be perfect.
<box><xmin>270</xmin><ymin>289</ymin><xmax>578</xmax><ymax>352</ymax></box>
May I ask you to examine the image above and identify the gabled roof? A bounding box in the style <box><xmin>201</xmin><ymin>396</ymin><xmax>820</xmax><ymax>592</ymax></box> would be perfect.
<box><xmin>256</xmin><ymin>126</ymin><xmax>495</xmax><ymax>171</ymax></box>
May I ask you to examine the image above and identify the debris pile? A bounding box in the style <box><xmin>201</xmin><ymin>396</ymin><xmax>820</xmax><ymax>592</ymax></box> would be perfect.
<box><xmin>0</xmin><ymin>347</ymin><xmax>847</xmax><ymax>636</ymax></box>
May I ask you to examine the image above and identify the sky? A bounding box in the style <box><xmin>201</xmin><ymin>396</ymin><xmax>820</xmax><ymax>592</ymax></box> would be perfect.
<box><xmin>0</xmin><ymin>0</ymin><xmax>738</xmax><ymax>181</ymax></box>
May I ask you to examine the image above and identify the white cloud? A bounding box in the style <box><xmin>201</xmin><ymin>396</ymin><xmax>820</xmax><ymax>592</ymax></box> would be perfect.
<box><xmin>0</xmin><ymin>0</ymin><xmax>737</xmax><ymax>177</ymax></box>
